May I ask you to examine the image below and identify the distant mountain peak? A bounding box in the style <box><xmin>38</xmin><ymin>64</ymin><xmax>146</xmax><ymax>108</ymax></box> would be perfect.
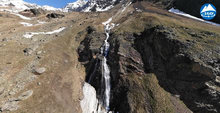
<box><xmin>0</xmin><ymin>0</ymin><xmax>61</xmax><ymax>12</ymax></box>
<box><xmin>64</xmin><ymin>0</ymin><xmax>88</xmax><ymax>12</ymax></box>
<box><xmin>64</xmin><ymin>0</ymin><xmax>120</xmax><ymax>12</ymax></box>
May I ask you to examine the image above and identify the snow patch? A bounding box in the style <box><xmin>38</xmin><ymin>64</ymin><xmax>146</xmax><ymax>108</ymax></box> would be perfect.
<box><xmin>169</xmin><ymin>8</ymin><xmax>220</xmax><ymax>26</ymax></box>
<box><xmin>80</xmin><ymin>83</ymin><xmax>98</xmax><ymax>113</ymax></box>
<box><xmin>23</xmin><ymin>27</ymin><xmax>66</xmax><ymax>38</ymax></box>
<box><xmin>45</xmin><ymin>27</ymin><xmax>66</xmax><ymax>35</ymax></box>
<box><xmin>122</xmin><ymin>2</ymin><xmax>132</xmax><ymax>12</ymax></box>
<box><xmin>13</xmin><ymin>13</ymin><xmax>31</xmax><ymax>20</ymax></box>
<box><xmin>95</xmin><ymin>5</ymin><xmax>114</xmax><ymax>12</ymax></box>
<box><xmin>20</xmin><ymin>20</ymin><xmax>46</xmax><ymax>27</ymax></box>
<box><xmin>102</xmin><ymin>18</ymin><xmax>112</xmax><ymax>25</ymax></box>
<box><xmin>20</xmin><ymin>22</ymin><xmax>33</xmax><ymax>26</ymax></box>
<box><xmin>0</xmin><ymin>8</ymin><xmax>32</xmax><ymax>20</ymax></box>
<box><xmin>35</xmin><ymin>20</ymin><xmax>47</xmax><ymax>25</ymax></box>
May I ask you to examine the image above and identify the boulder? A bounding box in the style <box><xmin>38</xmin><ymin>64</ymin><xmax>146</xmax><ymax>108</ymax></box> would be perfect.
<box><xmin>18</xmin><ymin>90</ymin><xmax>33</xmax><ymax>101</ymax></box>
<box><xmin>23</xmin><ymin>48</ymin><xmax>33</xmax><ymax>56</ymax></box>
<box><xmin>33</xmin><ymin>67</ymin><xmax>46</xmax><ymax>75</ymax></box>
<box><xmin>46</xmin><ymin>13</ymin><xmax>65</xmax><ymax>19</ymax></box>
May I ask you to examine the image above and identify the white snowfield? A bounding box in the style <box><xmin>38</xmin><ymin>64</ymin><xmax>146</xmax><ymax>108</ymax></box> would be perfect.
<box><xmin>169</xmin><ymin>8</ymin><xmax>220</xmax><ymax>26</ymax></box>
<box><xmin>23</xmin><ymin>27</ymin><xmax>66</xmax><ymax>38</ymax></box>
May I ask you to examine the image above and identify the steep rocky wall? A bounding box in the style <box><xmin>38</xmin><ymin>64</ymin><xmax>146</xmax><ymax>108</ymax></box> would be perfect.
<box><xmin>133</xmin><ymin>25</ymin><xmax>220</xmax><ymax>113</ymax></box>
<box><xmin>77</xmin><ymin>23</ymin><xmax>220</xmax><ymax>113</ymax></box>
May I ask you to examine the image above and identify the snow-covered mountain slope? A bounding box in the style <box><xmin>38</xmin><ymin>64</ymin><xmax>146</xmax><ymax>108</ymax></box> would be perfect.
<box><xmin>0</xmin><ymin>0</ymin><xmax>36</xmax><ymax>12</ymax></box>
<box><xmin>64</xmin><ymin>0</ymin><xmax>87</xmax><ymax>12</ymax></box>
<box><xmin>64</xmin><ymin>0</ymin><xmax>120</xmax><ymax>12</ymax></box>
<box><xmin>0</xmin><ymin>0</ymin><xmax>60</xmax><ymax>12</ymax></box>
<box><xmin>41</xmin><ymin>5</ymin><xmax>62</xmax><ymax>11</ymax></box>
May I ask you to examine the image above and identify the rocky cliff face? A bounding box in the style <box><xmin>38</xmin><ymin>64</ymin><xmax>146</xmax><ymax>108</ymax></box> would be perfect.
<box><xmin>77</xmin><ymin>2</ymin><xmax>220</xmax><ymax>112</ymax></box>
<box><xmin>0</xmin><ymin>0</ymin><xmax>220</xmax><ymax>112</ymax></box>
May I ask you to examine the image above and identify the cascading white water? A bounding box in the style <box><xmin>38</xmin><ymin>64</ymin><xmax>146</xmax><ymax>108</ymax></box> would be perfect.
<box><xmin>102</xmin><ymin>57</ymin><xmax>110</xmax><ymax>111</ymax></box>
<box><xmin>101</xmin><ymin>17</ymin><xmax>115</xmax><ymax>111</ymax></box>
<box><xmin>80</xmin><ymin>2</ymin><xmax>133</xmax><ymax>113</ymax></box>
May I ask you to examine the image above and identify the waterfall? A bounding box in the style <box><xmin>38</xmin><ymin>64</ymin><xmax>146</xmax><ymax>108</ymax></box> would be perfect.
<box><xmin>81</xmin><ymin>17</ymin><xmax>115</xmax><ymax>113</ymax></box>
<box><xmin>101</xmin><ymin>17</ymin><xmax>115</xmax><ymax>111</ymax></box>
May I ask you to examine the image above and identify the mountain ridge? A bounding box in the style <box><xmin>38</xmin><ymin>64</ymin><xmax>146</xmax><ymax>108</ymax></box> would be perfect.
<box><xmin>0</xmin><ymin>0</ymin><xmax>62</xmax><ymax>12</ymax></box>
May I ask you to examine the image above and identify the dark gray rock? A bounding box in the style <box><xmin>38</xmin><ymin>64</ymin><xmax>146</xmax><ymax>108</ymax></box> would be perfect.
<box><xmin>46</xmin><ymin>13</ymin><xmax>65</xmax><ymax>19</ymax></box>
<box><xmin>23</xmin><ymin>48</ymin><xmax>33</xmax><ymax>56</ymax></box>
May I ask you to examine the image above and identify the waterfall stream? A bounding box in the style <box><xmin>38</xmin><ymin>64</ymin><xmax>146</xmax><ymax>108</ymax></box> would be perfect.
<box><xmin>80</xmin><ymin>17</ymin><xmax>116</xmax><ymax>113</ymax></box>
<box><xmin>101</xmin><ymin>17</ymin><xmax>115</xmax><ymax>111</ymax></box>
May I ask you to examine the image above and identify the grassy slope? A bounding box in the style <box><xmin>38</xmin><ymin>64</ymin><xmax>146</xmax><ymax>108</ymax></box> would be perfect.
<box><xmin>115</xmin><ymin>1</ymin><xmax>220</xmax><ymax>61</ymax></box>
<box><xmin>111</xmin><ymin>1</ymin><xmax>220</xmax><ymax>113</ymax></box>
<box><xmin>0</xmin><ymin>9</ymin><xmax>112</xmax><ymax>112</ymax></box>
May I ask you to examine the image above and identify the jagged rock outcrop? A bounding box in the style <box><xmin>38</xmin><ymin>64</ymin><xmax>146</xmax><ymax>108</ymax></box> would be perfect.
<box><xmin>20</xmin><ymin>8</ymin><xmax>45</xmax><ymax>17</ymax></box>
<box><xmin>46</xmin><ymin>13</ymin><xmax>65</xmax><ymax>18</ymax></box>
